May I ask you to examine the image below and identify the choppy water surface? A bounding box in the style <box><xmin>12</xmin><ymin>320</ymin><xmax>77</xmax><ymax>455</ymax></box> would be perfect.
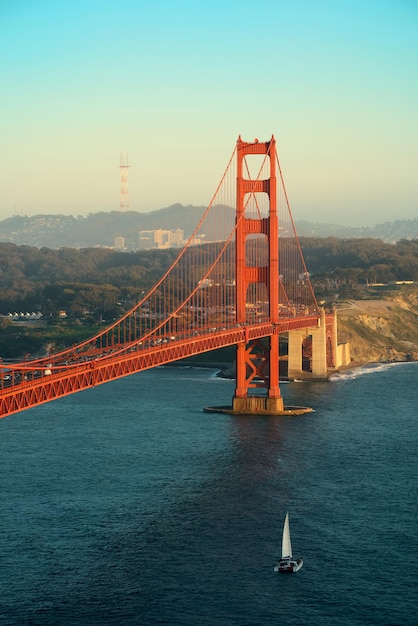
<box><xmin>1</xmin><ymin>363</ymin><xmax>417</xmax><ymax>625</ymax></box>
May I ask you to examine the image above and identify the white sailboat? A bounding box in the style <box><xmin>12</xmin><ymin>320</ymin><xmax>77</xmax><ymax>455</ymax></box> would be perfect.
<box><xmin>274</xmin><ymin>511</ymin><xmax>303</xmax><ymax>573</ymax></box>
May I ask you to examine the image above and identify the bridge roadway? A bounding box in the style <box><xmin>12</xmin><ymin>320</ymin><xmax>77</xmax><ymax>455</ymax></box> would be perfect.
<box><xmin>0</xmin><ymin>315</ymin><xmax>321</xmax><ymax>419</ymax></box>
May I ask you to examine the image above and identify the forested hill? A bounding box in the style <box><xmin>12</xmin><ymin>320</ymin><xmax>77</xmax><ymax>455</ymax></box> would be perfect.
<box><xmin>0</xmin><ymin>238</ymin><xmax>417</xmax><ymax>361</ymax></box>
<box><xmin>0</xmin><ymin>206</ymin><xmax>215</xmax><ymax>249</ymax></box>
<box><xmin>0</xmin><ymin>207</ymin><xmax>417</xmax><ymax>248</ymax></box>
<box><xmin>0</xmin><ymin>238</ymin><xmax>417</xmax><ymax>317</ymax></box>
<box><xmin>294</xmin><ymin>218</ymin><xmax>418</xmax><ymax>242</ymax></box>
<box><xmin>299</xmin><ymin>237</ymin><xmax>418</xmax><ymax>282</ymax></box>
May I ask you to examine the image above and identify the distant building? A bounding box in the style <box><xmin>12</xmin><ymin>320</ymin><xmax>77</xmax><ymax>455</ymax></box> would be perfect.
<box><xmin>8</xmin><ymin>312</ymin><xmax>43</xmax><ymax>322</ymax></box>
<box><xmin>153</xmin><ymin>229</ymin><xmax>171</xmax><ymax>249</ymax></box>
<box><xmin>167</xmin><ymin>228</ymin><xmax>184</xmax><ymax>247</ymax></box>
<box><xmin>138</xmin><ymin>228</ymin><xmax>184</xmax><ymax>250</ymax></box>
<box><xmin>138</xmin><ymin>230</ymin><xmax>155</xmax><ymax>249</ymax></box>
<box><xmin>114</xmin><ymin>236</ymin><xmax>125</xmax><ymax>250</ymax></box>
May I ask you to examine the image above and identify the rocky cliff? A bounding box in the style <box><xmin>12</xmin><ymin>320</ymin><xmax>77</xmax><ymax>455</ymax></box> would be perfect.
<box><xmin>335</xmin><ymin>289</ymin><xmax>418</xmax><ymax>364</ymax></box>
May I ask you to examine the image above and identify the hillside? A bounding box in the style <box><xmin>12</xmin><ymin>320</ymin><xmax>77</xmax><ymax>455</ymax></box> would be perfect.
<box><xmin>1</xmin><ymin>208</ymin><xmax>418</xmax><ymax>249</ymax></box>
<box><xmin>0</xmin><ymin>205</ymin><xmax>231</xmax><ymax>249</ymax></box>
<box><xmin>336</xmin><ymin>289</ymin><xmax>418</xmax><ymax>364</ymax></box>
<box><xmin>0</xmin><ymin>237</ymin><xmax>416</xmax><ymax>365</ymax></box>
<box><xmin>294</xmin><ymin>218</ymin><xmax>418</xmax><ymax>243</ymax></box>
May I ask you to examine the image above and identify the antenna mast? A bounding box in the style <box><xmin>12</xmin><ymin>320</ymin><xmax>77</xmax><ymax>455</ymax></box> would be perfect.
<box><xmin>119</xmin><ymin>152</ymin><xmax>130</xmax><ymax>211</ymax></box>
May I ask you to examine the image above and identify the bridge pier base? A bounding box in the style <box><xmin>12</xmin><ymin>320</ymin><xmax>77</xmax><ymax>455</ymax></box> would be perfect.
<box><xmin>203</xmin><ymin>394</ymin><xmax>313</xmax><ymax>416</ymax></box>
<box><xmin>205</xmin><ymin>396</ymin><xmax>313</xmax><ymax>416</ymax></box>
<box><xmin>232</xmin><ymin>395</ymin><xmax>284</xmax><ymax>414</ymax></box>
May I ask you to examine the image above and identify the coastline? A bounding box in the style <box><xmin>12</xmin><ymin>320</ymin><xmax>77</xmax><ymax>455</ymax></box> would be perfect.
<box><xmin>167</xmin><ymin>356</ymin><xmax>415</xmax><ymax>382</ymax></box>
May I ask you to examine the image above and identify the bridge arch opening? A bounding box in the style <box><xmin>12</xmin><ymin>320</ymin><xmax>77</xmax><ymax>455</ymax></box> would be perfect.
<box><xmin>243</xmin><ymin>191</ymin><xmax>270</xmax><ymax>219</ymax></box>
<box><xmin>302</xmin><ymin>335</ymin><xmax>313</xmax><ymax>373</ymax></box>
<box><xmin>245</xmin><ymin>282</ymin><xmax>269</xmax><ymax>323</ymax></box>
<box><xmin>245</xmin><ymin>234</ymin><xmax>268</xmax><ymax>267</ymax></box>
<box><xmin>326</xmin><ymin>335</ymin><xmax>334</xmax><ymax>368</ymax></box>
<box><xmin>242</xmin><ymin>153</ymin><xmax>271</xmax><ymax>182</ymax></box>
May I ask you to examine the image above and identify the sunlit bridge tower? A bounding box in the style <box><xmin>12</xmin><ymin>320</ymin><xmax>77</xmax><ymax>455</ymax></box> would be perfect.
<box><xmin>232</xmin><ymin>136</ymin><xmax>284</xmax><ymax>414</ymax></box>
<box><xmin>119</xmin><ymin>152</ymin><xmax>130</xmax><ymax>211</ymax></box>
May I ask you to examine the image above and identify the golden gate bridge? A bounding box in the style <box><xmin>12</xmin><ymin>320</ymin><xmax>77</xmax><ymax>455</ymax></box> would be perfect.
<box><xmin>0</xmin><ymin>136</ymin><xmax>347</xmax><ymax>419</ymax></box>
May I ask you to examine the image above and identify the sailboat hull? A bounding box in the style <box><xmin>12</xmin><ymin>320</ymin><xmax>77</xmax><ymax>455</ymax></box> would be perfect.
<box><xmin>274</xmin><ymin>558</ymin><xmax>303</xmax><ymax>573</ymax></box>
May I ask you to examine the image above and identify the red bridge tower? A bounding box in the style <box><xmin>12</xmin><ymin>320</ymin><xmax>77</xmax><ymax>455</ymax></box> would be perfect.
<box><xmin>232</xmin><ymin>136</ymin><xmax>284</xmax><ymax>414</ymax></box>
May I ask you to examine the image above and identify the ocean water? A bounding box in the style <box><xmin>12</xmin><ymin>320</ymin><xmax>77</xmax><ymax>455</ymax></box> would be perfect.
<box><xmin>0</xmin><ymin>362</ymin><xmax>417</xmax><ymax>625</ymax></box>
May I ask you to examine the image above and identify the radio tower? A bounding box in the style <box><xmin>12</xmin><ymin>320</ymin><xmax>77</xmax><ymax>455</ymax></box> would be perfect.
<box><xmin>119</xmin><ymin>152</ymin><xmax>130</xmax><ymax>211</ymax></box>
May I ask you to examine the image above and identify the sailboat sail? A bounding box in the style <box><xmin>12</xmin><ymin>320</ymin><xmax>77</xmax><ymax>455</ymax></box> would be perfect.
<box><xmin>281</xmin><ymin>512</ymin><xmax>292</xmax><ymax>559</ymax></box>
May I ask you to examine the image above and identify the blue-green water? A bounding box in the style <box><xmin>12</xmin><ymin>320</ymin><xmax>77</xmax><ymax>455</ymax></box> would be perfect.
<box><xmin>0</xmin><ymin>362</ymin><xmax>417</xmax><ymax>625</ymax></box>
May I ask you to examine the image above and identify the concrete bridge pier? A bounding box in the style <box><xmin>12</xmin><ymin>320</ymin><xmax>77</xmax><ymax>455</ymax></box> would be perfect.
<box><xmin>288</xmin><ymin>308</ymin><xmax>328</xmax><ymax>379</ymax></box>
<box><xmin>231</xmin><ymin>395</ymin><xmax>284</xmax><ymax>414</ymax></box>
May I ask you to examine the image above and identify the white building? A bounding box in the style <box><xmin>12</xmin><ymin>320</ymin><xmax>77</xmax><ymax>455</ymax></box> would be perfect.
<box><xmin>138</xmin><ymin>228</ymin><xmax>184</xmax><ymax>250</ymax></box>
<box><xmin>114</xmin><ymin>236</ymin><xmax>125</xmax><ymax>250</ymax></box>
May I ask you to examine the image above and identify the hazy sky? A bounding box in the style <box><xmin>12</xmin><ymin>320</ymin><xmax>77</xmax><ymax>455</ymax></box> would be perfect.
<box><xmin>1</xmin><ymin>0</ymin><xmax>417</xmax><ymax>226</ymax></box>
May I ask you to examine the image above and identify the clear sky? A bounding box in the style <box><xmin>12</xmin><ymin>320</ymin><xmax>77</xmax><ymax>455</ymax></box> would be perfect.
<box><xmin>1</xmin><ymin>0</ymin><xmax>417</xmax><ymax>226</ymax></box>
